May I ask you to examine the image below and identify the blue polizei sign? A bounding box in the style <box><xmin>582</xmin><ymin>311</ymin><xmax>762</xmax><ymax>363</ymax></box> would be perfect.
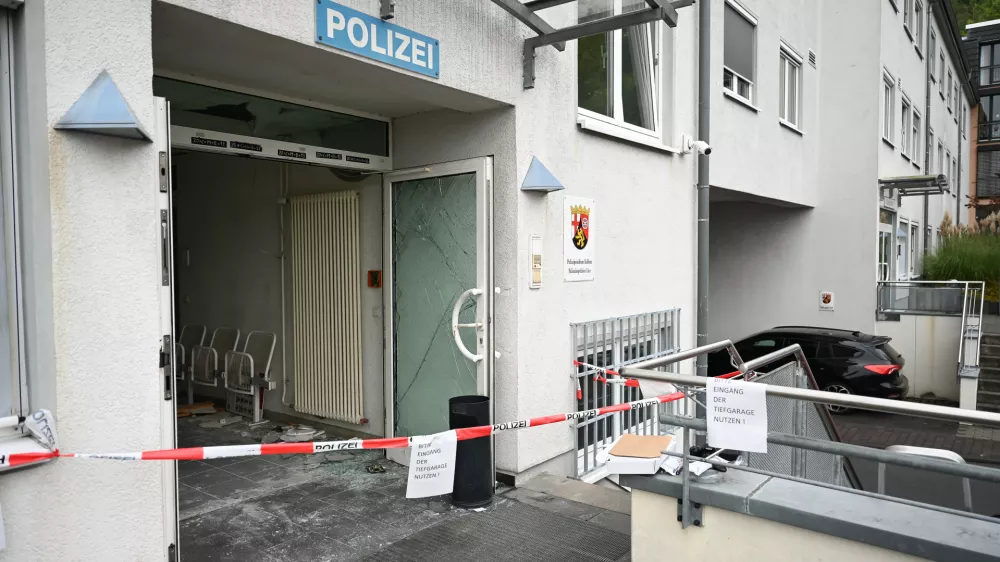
<box><xmin>316</xmin><ymin>0</ymin><xmax>440</xmax><ymax>79</ymax></box>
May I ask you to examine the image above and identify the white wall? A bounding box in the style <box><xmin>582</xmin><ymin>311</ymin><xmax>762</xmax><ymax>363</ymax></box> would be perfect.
<box><xmin>876</xmin><ymin>315</ymin><xmax>961</xmax><ymax>400</ymax></box>
<box><xmin>710</xmin><ymin>0</ymin><xmax>820</xmax><ymax>207</ymax></box>
<box><xmin>0</xmin><ymin>1</ymin><xmax>168</xmax><ymax>560</ymax></box>
<box><xmin>632</xmin><ymin>490</ymin><xmax>924</xmax><ymax>562</ymax></box>
<box><xmin>173</xmin><ymin>151</ymin><xmax>385</xmax><ymax>435</ymax></box>
<box><xmin>709</xmin><ymin>0</ymin><xmax>883</xmax><ymax>341</ymax></box>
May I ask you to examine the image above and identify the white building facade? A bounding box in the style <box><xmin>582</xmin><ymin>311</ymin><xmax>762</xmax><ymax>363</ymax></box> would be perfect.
<box><xmin>0</xmin><ymin>1</ymin><xmax>703</xmax><ymax>559</ymax></box>
<box><xmin>708</xmin><ymin>0</ymin><xmax>973</xmax><ymax>379</ymax></box>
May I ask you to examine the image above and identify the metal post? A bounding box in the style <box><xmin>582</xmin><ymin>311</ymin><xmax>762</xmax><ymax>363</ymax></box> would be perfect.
<box><xmin>680</xmin><ymin>424</ymin><xmax>692</xmax><ymax>528</ymax></box>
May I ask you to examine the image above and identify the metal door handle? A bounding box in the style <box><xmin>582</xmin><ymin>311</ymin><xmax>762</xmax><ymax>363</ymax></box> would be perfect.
<box><xmin>451</xmin><ymin>288</ymin><xmax>484</xmax><ymax>362</ymax></box>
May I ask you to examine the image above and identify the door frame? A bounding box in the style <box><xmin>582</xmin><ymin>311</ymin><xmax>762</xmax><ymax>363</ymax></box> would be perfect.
<box><xmin>381</xmin><ymin>157</ymin><xmax>494</xmax><ymax>465</ymax></box>
<box><xmin>155</xmin><ymin>97</ymin><xmax>179</xmax><ymax>559</ymax></box>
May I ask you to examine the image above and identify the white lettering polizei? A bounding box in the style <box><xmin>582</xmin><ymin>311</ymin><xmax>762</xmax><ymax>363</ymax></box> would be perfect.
<box><xmin>347</xmin><ymin>17</ymin><xmax>368</xmax><ymax>48</ymax></box>
<box><xmin>326</xmin><ymin>9</ymin><xmax>346</xmax><ymax>39</ymax></box>
<box><xmin>411</xmin><ymin>38</ymin><xmax>426</xmax><ymax>67</ymax></box>
<box><xmin>394</xmin><ymin>32</ymin><xmax>411</xmax><ymax>62</ymax></box>
<box><xmin>370</xmin><ymin>24</ymin><xmax>387</xmax><ymax>55</ymax></box>
<box><xmin>427</xmin><ymin>42</ymin><xmax>435</xmax><ymax>70</ymax></box>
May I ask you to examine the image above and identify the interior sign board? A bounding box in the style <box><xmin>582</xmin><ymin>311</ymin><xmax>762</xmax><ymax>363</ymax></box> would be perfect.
<box><xmin>316</xmin><ymin>0</ymin><xmax>440</xmax><ymax>79</ymax></box>
<box><xmin>564</xmin><ymin>196</ymin><xmax>595</xmax><ymax>281</ymax></box>
<box><xmin>707</xmin><ymin>377</ymin><xmax>768</xmax><ymax>453</ymax></box>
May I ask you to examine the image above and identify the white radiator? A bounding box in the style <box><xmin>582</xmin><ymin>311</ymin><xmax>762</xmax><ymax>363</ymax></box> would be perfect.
<box><xmin>291</xmin><ymin>191</ymin><xmax>364</xmax><ymax>423</ymax></box>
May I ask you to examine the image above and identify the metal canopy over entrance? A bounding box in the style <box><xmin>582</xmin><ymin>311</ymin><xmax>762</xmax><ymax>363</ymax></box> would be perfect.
<box><xmin>377</xmin><ymin>0</ymin><xmax>692</xmax><ymax>88</ymax></box>
<box><xmin>879</xmin><ymin>174</ymin><xmax>950</xmax><ymax>199</ymax></box>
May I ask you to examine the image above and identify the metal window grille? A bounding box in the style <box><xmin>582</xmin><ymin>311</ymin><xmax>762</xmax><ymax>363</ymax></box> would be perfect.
<box><xmin>570</xmin><ymin>309</ymin><xmax>681</xmax><ymax>481</ymax></box>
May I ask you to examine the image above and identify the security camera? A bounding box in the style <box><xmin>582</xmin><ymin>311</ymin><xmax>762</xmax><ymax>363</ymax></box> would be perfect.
<box><xmin>689</xmin><ymin>139</ymin><xmax>713</xmax><ymax>155</ymax></box>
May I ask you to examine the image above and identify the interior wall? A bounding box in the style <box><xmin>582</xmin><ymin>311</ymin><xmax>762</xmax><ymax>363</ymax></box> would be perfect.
<box><xmin>173</xmin><ymin>150</ymin><xmax>384</xmax><ymax>435</ymax></box>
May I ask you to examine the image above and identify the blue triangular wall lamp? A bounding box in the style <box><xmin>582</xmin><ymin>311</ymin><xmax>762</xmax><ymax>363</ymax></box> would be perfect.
<box><xmin>55</xmin><ymin>71</ymin><xmax>151</xmax><ymax>142</ymax></box>
<box><xmin>520</xmin><ymin>156</ymin><xmax>564</xmax><ymax>192</ymax></box>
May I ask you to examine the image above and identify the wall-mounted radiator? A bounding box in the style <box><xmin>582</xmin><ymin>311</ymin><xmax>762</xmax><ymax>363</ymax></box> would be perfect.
<box><xmin>291</xmin><ymin>191</ymin><xmax>364</xmax><ymax>424</ymax></box>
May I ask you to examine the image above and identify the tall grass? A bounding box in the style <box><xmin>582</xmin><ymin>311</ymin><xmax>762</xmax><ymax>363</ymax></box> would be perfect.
<box><xmin>923</xmin><ymin>212</ymin><xmax>1000</xmax><ymax>301</ymax></box>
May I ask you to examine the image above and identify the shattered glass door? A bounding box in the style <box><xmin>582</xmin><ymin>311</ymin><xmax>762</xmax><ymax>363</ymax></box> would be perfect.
<box><xmin>392</xmin><ymin>173</ymin><xmax>479</xmax><ymax>438</ymax></box>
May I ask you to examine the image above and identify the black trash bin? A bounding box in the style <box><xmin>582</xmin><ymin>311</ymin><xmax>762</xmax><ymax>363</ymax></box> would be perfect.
<box><xmin>449</xmin><ymin>395</ymin><xmax>493</xmax><ymax>508</ymax></box>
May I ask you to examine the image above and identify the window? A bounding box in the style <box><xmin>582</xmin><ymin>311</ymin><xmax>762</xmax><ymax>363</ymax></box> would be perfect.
<box><xmin>945</xmin><ymin>150</ymin><xmax>951</xmax><ymax>177</ymax></box>
<box><xmin>785</xmin><ymin>338</ymin><xmax>819</xmax><ymax>358</ymax></box>
<box><xmin>981</xmin><ymin>43</ymin><xmax>1000</xmax><ymax>86</ymax></box>
<box><xmin>911</xmin><ymin>111</ymin><xmax>921</xmax><ymax>165</ymax></box>
<box><xmin>779</xmin><ymin>44</ymin><xmax>802</xmax><ymax>127</ymax></box>
<box><xmin>909</xmin><ymin>222</ymin><xmax>919</xmax><ymax>276</ymax></box>
<box><xmin>903</xmin><ymin>0</ymin><xmax>913</xmax><ymax>35</ymax></box>
<box><xmin>952</xmin><ymin>157</ymin><xmax>958</xmax><ymax>197</ymax></box>
<box><xmin>927</xmin><ymin>226</ymin><xmax>933</xmax><ymax>253</ymax></box>
<box><xmin>929</xmin><ymin>30</ymin><xmax>937</xmax><ymax>79</ymax></box>
<box><xmin>898</xmin><ymin>219</ymin><xmax>909</xmax><ymax>279</ymax></box>
<box><xmin>817</xmin><ymin>343</ymin><xmax>864</xmax><ymax>359</ymax></box>
<box><xmin>928</xmin><ymin>128</ymin><xmax>934</xmax><ymax>167</ymax></box>
<box><xmin>883</xmin><ymin>71</ymin><xmax>895</xmax><ymax>143</ymax></box>
<box><xmin>962</xmin><ymin>104</ymin><xmax>967</xmax><ymax>138</ymax></box>
<box><xmin>954</xmin><ymin>84</ymin><xmax>959</xmax><ymax>117</ymax></box>
<box><xmin>982</xmin><ymin>94</ymin><xmax>1000</xmax><ymax>141</ymax></box>
<box><xmin>939</xmin><ymin>52</ymin><xmax>945</xmax><ymax>94</ymax></box>
<box><xmin>578</xmin><ymin>0</ymin><xmax>660</xmax><ymax>134</ymax></box>
<box><xmin>937</xmin><ymin>142</ymin><xmax>944</xmax><ymax>174</ymax></box>
<box><xmin>900</xmin><ymin>97</ymin><xmax>911</xmax><ymax>157</ymax></box>
<box><xmin>723</xmin><ymin>1</ymin><xmax>756</xmax><ymax>105</ymax></box>
<box><xmin>914</xmin><ymin>1</ymin><xmax>923</xmax><ymax>50</ymax></box>
<box><xmin>947</xmin><ymin>70</ymin><xmax>953</xmax><ymax>111</ymax></box>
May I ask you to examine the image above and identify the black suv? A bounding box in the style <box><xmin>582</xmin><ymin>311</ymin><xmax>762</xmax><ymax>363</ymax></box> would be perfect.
<box><xmin>707</xmin><ymin>326</ymin><xmax>909</xmax><ymax>413</ymax></box>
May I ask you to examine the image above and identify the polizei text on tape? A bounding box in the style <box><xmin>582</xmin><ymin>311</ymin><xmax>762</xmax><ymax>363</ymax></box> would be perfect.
<box><xmin>706</xmin><ymin>376</ymin><xmax>768</xmax><ymax>453</ymax></box>
<box><xmin>406</xmin><ymin>430</ymin><xmax>458</xmax><ymax>498</ymax></box>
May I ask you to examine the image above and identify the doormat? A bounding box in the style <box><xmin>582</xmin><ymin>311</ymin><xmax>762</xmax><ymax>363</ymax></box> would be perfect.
<box><xmin>358</xmin><ymin>499</ymin><xmax>630</xmax><ymax>562</ymax></box>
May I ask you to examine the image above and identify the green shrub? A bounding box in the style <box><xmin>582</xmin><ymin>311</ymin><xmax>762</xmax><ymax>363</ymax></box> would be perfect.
<box><xmin>923</xmin><ymin>212</ymin><xmax>1000</xmax><ymax>301</ymax></box>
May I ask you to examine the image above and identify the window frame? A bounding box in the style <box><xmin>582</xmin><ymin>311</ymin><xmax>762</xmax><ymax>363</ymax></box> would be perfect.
<box><xmin>903</xmin><ymin>0</ymin><xmax>913</xmax><ymax>38</ymax></box>
<box><xmin>722</xmin><ymin>0</ymin><xmax>758</xmax><ymax>107</ymax></box>
<box><xmin>911</xmin><ymin>110</ymin><xmax>921</xmax><ymax>167</ymax></box>
<box><xmin>937</xmin><ymin>141</ymin><xmax>944</xmax><ymax>175</ymax></box>
<box><xmin>778</xmin><ymin>41</ymin><xmax>803</xmax><ymax>130</ymax></box>
<box><xmin>900</xmin><ymin>95</ymin><xmax>911</xmax><ymax>159</ymax></box>
<box><xmin>914</xmin><ymin>0</ymin><xmax>924</xmax><ymax>54</ymax></box>
<box><xmin>898</xmin><ymin>218</ymin><xmax>910</xmax><ymax>280</ymax></box>
<box><xmin>947</xmin><ymin>70</ymin><xmax>953</xmax><ymax>111</ymax></box>
<box><xmin>909</xmin><ymin>221</ymin><xmax>920</xmax><ymax>277</ymax></box>
<box><xmin>883</xmin><ymin>70</ymin><xmax>896</xmax><ymax>145</ymax></box>
<box><xmin>576</xmin><ymin>0</ymin><xmax>663</xmax><ymax>141</ymax></box>
<box><xmin>952</xmin><ymin>157</ymin><xmax>958</xmax><ymax>198</ymax></box>
<box><xmin>0</xmin><ymin>10</ymin><xmax>22</xmax><ymax>419</ymax></box>
<box><xmin>939</xmin><ymin>52</ymin><xmax>945</xmax><ymax>95</ymax></box>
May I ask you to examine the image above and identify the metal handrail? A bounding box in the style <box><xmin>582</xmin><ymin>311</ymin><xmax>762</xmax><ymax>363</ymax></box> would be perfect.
<box><xmin>623</xmin><ymin>365</ymin><xmax>1000</xmax><ymax>427</ymax></box>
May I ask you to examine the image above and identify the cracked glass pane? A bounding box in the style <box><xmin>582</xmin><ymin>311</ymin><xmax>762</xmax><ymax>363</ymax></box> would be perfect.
<box><xmin>392</xmin><ymin>172</ymin><xmax>478</xmax><ymax>437</ymax></box>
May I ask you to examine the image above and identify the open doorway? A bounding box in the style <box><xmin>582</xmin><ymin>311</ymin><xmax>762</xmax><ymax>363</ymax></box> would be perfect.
<box><xmin>155</xmin><ymin>73</ymin><xmax>496</xmax><ymax>559</ymax></box>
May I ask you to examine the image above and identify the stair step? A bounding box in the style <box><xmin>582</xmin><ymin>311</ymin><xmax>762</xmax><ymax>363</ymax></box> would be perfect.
<box><xmin>979</xmin><ymin>402</ymin><xmax>1000</xmax><ymax>413</ymax></box>
<box><xmin>979</xmin><ymin>378</ymin><xmax>1000</xmax><ymax>393</ymax></box>
<box><xmin>982</xmin><ymin>334</ymin><xmax>1000</xmax><ymax>347</ymax></box>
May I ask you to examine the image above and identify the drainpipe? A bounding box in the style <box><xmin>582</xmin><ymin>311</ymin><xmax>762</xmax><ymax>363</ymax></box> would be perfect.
<box><xmin>693</xmin><ymin>0</ymin><xmax>711</xmax><ymax>444</ymax></box>
<box><xmin>923</xmin><ymin>5</ymin><xmax>932</xmax><ymax>259</ymax></box>
<box><xmin>696</xmin><ymin>0</ymin><xmax>711</xmax><ymax>379</ymax></box>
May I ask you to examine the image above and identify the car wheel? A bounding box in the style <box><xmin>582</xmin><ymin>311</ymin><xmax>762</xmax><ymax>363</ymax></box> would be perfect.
<box><xmin>823</xmin><ymin>383</ymin><xmax>853</xmax><ymax>414</ymax></box>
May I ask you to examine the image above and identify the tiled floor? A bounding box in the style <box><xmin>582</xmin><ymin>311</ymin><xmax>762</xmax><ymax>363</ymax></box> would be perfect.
<box><xmin>176</xmin><ymin>415</ymin><xmax>631</xmax><ymax>562</ymax></box>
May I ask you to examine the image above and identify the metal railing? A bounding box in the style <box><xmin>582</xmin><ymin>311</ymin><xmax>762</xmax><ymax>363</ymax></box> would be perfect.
<box><xmin>979</xmin><ymin>120</ymin><xmax>1000</xmax><ymax>142</ymax></box>
<box><xmin>570</xmin><ymin>309</ymin><xmax>681</xmax><ymax>481</ymax></box>
<box><xmin>876</xmin><ymin>280</ymin><xmax>982</xmax><ymax>317</ymax></box>
<box><xmin>619</xmin><ymin>342</ymin><xmax>1000</xmax><ymax>529</ymax></box>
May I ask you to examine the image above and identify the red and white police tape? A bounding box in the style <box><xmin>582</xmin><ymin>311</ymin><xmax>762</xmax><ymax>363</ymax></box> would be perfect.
<box><xmin>56</xmin><ymin>391</ymin><xmax>687</xmax><ymax>463</ymax></box>
<box><xmin>2</xmin><ymin>369</ymin><xmax>739</xmax><ymax>467</ymax></box>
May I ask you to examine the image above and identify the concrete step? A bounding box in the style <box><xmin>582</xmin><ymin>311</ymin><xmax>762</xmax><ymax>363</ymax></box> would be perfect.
<box><xmin>979</xmin><ymin>377</ymin><xmax>1000</xmax><ymax>393</ymax></box>
<box><xmin>978</xmin><ymin>401</ymin><xmax>1000</xmax><ymax>414</ymax></box>
<box><xmin>977</xmin><ymin>389</ymin><xmax>1000</xmax><ymax>408</ymax></box>
<box><xmin>980</xmin><ymin>343</ymin><xmax>1000</xmax><ymax>357</ymax></box>
<box><xmin>982</xmin><ymin>333</ymin><xmax>1000</xmax><ymax>347</ymax></box>
<box><xmin>982</xmin><ymin>356</ymin><xmax>1000</xmax><ymax>369</ymax></box>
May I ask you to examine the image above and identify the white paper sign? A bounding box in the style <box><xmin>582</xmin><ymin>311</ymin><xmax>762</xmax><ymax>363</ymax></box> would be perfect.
<box><xmin>564</xmin><ymin>196</ymin><xmax>595</xmax><ymax>281</ymax></box>
<box><xmin>707</xmin><ymin>377</ymin><xmax>768</xmax><ymax>453</ymax></box>
<box><xmin>406</xmin><ymin>430</ymin><xmax>458</xmax><ymax>499</ymax></box>
<box><xmin>637</xmin><ymin>379</ymin><xmax>678</xmax><ymax>401</ymax></box>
